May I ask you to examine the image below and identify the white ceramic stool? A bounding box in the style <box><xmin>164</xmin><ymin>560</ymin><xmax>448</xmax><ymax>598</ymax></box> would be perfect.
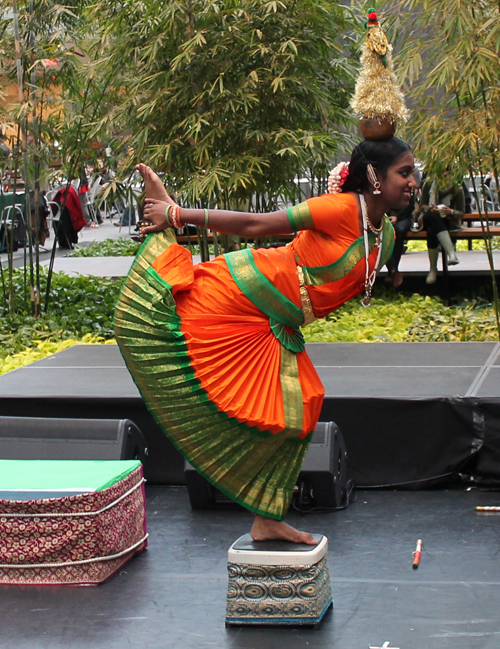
<box><xmin>225</xmin><ymin>533</ymin><xmax>332</xmax><ymax>627</ymax></box>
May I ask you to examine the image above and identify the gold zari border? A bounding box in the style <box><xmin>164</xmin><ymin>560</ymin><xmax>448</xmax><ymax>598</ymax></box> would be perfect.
<box><xmin>287</xmin><ymin>202</ymin><xmax>315</xmax><ymax>232</ymax></box>
<box><xmin>280</xmin><ymin>347</ymin><xmax>304</xmax><ymax>436</ymax></box>
<box><xmin>297</xmin><ymin>265</ymin><xmax>315</xmax><ymax>325</ymax></box>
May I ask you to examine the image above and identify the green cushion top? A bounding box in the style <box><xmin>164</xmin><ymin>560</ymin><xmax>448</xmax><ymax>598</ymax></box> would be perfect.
<box><xmin>0</xmin><ymin>460</ymin><xmax>141</xmax><ymax>493</ymax></box>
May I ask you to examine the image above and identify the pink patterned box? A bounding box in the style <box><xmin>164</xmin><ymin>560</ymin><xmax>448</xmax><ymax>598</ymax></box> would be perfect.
<box><xmin>0</xmin><ymin>460</ymin><xmax>147</xmax><ymax>585</ymax></box>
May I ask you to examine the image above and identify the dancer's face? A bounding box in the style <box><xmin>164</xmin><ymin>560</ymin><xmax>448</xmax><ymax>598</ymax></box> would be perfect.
<box><xmin>379</xmin><ymin>151</ymin><xmax>417</xmax><ymax>210</ymax></box>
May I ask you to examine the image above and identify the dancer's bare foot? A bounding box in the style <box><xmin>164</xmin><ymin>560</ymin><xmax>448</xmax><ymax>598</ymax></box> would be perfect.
<box><xmin>251</xmin><ymin>515</ymin><xmax>318</xmax><ymax>545</ymax></box>
<box><xmin>135</xmin><ymin>163</ymin><xmax>172</xmax><ymax>202</ymax></box>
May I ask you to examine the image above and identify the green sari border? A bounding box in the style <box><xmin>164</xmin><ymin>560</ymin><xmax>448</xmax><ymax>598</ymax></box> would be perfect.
<box><xmin>286</xmin><ymin>202</ymin><xmax>315</xmax><ymax>232</ymax></box>
<box><xmin>146</xmin><ymin>266</ymin><xmax>172</xmax><ymax>290</ymax></box>
<box><xmin>224</xmin><ymin>248</ymin><xmax>304</xmax><ymax>328</ymax></box>
<box><xmin>380</xmin><ymin>218</ymin><xmax>395</xmax><ymax>267</ymax></box>
<box><xmin>112</xmin><ymin>229</ymin><xmax>178</xmax><ymax>330</ymax></box>
<box><xmin>301</xmin><ymin>236</ymin><xmax>369</xmax><ymax>286</ymax></box>
<box><xmin>280</xmin><ymin>347</ymin><xmax>304</xmax><ymax>435</ymax></box>
<box><xmin>301</xmin><ymin>218</ymin><xmax>394</xmax><ymax>286</ymax></box>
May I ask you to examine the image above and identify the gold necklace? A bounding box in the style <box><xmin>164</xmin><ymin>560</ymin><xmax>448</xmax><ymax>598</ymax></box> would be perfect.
<box><xmin>360</xmin><ymin>196</ymin><xmax>384</xmax><ymax>308</ymax></box>
<box><xmin>366</xmin><ymin>215</ymin><xmax>385</xmax><ymax>234</ymax></box>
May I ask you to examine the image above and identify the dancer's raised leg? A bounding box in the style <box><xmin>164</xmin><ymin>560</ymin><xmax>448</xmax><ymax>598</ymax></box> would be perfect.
<box><xmin>136</xmin><ymin>163</ymin><xmax>173</xmax><ymax>203</ymax></box>
<box><xmin>251</xmin><ymin>515</ymin><xmax>318</xmax><ymax>545</ymax></box>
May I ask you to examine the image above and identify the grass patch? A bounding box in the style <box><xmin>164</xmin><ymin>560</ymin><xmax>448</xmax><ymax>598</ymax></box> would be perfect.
<box><xmin>67</xmin><ymin>238</ymin><xmax>142</xmax><ymax>257</ymax></box>
<box><xmin>1</xmin><ymin>263</ymin><xmax>498</xmax><ymax>376</ymax></box>
<box><xmin>303</xmin><ymin>287</ymin><xmax>498</xmax><ymax>343</ymax></box>
<box><xmin>0</xmin><ymin>268</ymin><xmax>122</xmax><ymax>374</ymax></box>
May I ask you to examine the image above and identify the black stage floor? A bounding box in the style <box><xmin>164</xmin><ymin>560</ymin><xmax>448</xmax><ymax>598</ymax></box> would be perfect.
<box><xmin>1</xmin><ymin>343</ymin><xmax>500</xmax><ymax>487</ymax></box>
<box><xmin>1</xmin><ymin>341</ymin><xmax>498</xmax><ymax>400</ymax></box>
<box><xmin>2</xmin><ymin>486</ymin><xmax>500</xmax><ymax>649</ymax></box>
<box><xmin>307</xmin><ymin>341</ymin><xmax>500</xmax><ymax>399</ymax></box>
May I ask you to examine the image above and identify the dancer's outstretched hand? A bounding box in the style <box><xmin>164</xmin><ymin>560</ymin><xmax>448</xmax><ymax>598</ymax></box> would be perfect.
<box><xmin>142</xmin><ymin>198</ymin><xmax>173</xmax><ymax>233</ymax></box>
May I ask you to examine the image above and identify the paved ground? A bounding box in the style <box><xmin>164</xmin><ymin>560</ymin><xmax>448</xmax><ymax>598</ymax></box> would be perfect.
<box><xmin>0</xmin><ymin>213</ymin><xmax>131</xmax><ymax>270</ymax></box>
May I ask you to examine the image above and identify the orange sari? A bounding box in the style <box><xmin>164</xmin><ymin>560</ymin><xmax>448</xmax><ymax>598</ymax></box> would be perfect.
<box><xmin>114</xmin><ymin>192</ymin><xmax>394</xmax><ymax>519</ymax></box>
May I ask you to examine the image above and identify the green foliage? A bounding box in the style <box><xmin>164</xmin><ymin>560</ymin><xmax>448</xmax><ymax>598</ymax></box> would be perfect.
<box><xmin>393</xmin><ymin>0</ymin><xmax>500</xmax><ymax>186</ymax></box>
<box><xmin>303</xmin><ymin>290</ymin><xmax>422</xmax><ymax>343</ymax></box>
<box><xmin>406</xmin><ymin>237</ymin><xmax>500</xmax><ymax>252</ymax></box>
<box><xmin>0</xmin><ymin>0</ymin><xmax>94</xmax><ymax>180</ymax></box>
<box><xmin>0</xmin><ymin>268</ymin><xmax>121</xmax><ymax>363</ymax></box>
<box><xmin>85</xmin><ymin>0</ymin><xmax>359</xmax><ymax>208</ymax></box>
<box><xmin>407</xmin><ymin>299</ymin><xmax>498</xmax><ymax>341</ymax></box>
<box><xmin>303</xmin><ymin>288</ymin><xmax>498</xmax><ymax>343</ymax></box>
<box><xmin>0</xmin><ymin>0</ymin><xmax>117</xmax><ymax>321</ymax></box>
<box><xmin>391</xmin><ymin>0</ymin><xmax>500</xmax><ymax>336</ymax></box>
<box><xmin>68</xmin><ymin>238</ymin><xmax>142</xmax><ymax>257</ymax></box>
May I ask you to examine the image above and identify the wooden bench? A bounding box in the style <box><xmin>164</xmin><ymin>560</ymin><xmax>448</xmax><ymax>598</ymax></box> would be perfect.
<box><xmin>404</xmin><ymin>211</ymin><xmax>500</xmax><ymax>301</ymax></box>
<box><xmin>406</xmin><ymin>211</ymin><xmax>500</xmax><ymax>249</ymax></box>
<box><xmin>175</xmin><ymin>232</ymin><xmax>294</xmax><ymax>246</ymax></box>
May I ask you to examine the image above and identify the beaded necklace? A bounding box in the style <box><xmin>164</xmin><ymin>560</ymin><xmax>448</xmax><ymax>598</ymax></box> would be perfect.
<box><xmin>360</xmin><ymin>195</ymin><xmax>384</xmax><ymax>308</ymax></box>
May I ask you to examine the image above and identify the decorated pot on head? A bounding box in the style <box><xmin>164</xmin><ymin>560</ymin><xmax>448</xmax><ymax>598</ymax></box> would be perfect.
<box><xmin>350</xmin><ymin>9</ymin><xmax>409</xmax><ymax>141</ymax></box>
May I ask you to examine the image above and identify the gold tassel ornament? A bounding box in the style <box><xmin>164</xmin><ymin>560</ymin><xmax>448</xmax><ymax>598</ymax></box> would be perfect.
<box><xmin>350</xmin><ymin>9</ymin><xmax>409</xmax><ymax>140</ymax></box>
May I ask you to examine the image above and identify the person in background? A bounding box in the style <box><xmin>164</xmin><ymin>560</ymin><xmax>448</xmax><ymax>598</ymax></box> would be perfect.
<box><xmin>385</xmin><ymin>195</ymin><xmax>415</xmax><ymax>288</ymax></box>
<box><xmin>484</xmin><ymin>172</ymin><xmax>499</xmax><ymax>211</ymax></box>
<box><xmin>419</xmin><ymin>170</ymin><xmax>464</xmax><ymax>284</ymax></box>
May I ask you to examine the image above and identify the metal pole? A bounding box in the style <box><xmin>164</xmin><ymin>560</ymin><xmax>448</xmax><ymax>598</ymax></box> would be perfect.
<box><xmin>12</xmin><ymin>0</ymin><xmax>35</xmax><ymax>313</ymax></box>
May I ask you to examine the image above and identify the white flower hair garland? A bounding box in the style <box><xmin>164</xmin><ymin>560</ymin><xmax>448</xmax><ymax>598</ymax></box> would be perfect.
<box><xmin>327</xmin><ymin>161</ymin><xmax>350</xmax><ymax>194</ymax></box>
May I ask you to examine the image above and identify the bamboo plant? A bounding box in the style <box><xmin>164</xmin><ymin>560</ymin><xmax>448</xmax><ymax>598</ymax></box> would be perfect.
<box><xmin>0</xmin><ymin>0</ymin><xmax>114</xmax><ymax>314</ymax></box>
<box><xmin>82</xmin><ymin>0</ymin><xmax>360</xmax><ymax>258</ymax></box>
<box><xmin>391</xmin><ymin>0</ymin><xmax>500</xmax><ymax>336</ymax></box>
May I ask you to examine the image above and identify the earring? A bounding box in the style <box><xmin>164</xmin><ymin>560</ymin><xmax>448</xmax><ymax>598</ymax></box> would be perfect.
<box><xmin>367</xmin><ymin>164</ymin><xmax>382</xmax><ymax>195</ymax></box>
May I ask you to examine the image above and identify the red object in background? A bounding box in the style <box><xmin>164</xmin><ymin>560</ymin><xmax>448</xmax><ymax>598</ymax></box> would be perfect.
<box><xmin>54</xmin><ymin>185</ymin><xmax>87</xmax><ymax>232</ymax></box>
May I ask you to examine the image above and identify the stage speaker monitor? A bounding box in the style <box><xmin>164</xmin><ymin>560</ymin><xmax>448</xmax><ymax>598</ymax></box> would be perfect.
<box><xmin>184</xmin><ymin>421</ymin><xmax>348</xmax><ymax>511</ymax></box>
<box><xmin>0</xmin><ymin>417</ymin><xmax>148</xmax><ymax>462</ymax></box>
<box><xmin>295</xmin><ymin>420</ymin><xmax>348</xmax><ymax>511</ymax></box>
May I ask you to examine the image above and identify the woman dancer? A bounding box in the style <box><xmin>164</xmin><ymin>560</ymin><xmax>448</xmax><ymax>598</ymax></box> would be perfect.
<box><xmin>114</xmin><ymin>136</ymin><xmax>417</xmax><ymax>545</ymax></box>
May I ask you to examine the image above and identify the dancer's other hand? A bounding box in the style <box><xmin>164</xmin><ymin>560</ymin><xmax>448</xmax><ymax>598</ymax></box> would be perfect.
<box><xmin>142</xmin><ymin>198</ymin><xmax>175</xmax><ymax>233</ymax></box>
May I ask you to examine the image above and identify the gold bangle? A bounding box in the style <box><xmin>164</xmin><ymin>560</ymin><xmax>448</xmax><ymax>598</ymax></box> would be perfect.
<box><xmin>204</xmin><ymin>208</ymin><xmax>209</xmax><ymax>228</ymax></box>
<box><xmin>165</xmin><ymin>205</ymin><xmax>173</xmax><ymax>226</ymax></box>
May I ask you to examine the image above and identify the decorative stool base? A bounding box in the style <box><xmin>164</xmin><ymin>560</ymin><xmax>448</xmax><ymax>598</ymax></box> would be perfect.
<box><xmin>225</xmin><ymin>533</ymin><xmax>332</xmax><ymax>627</ymax></box>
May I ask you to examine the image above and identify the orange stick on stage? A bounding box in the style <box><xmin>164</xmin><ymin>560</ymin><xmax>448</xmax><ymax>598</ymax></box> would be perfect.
<box><xmin>412</xmin><ymin>539</ymin><xmax>423</xmax><ymax>569</ymax></box>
